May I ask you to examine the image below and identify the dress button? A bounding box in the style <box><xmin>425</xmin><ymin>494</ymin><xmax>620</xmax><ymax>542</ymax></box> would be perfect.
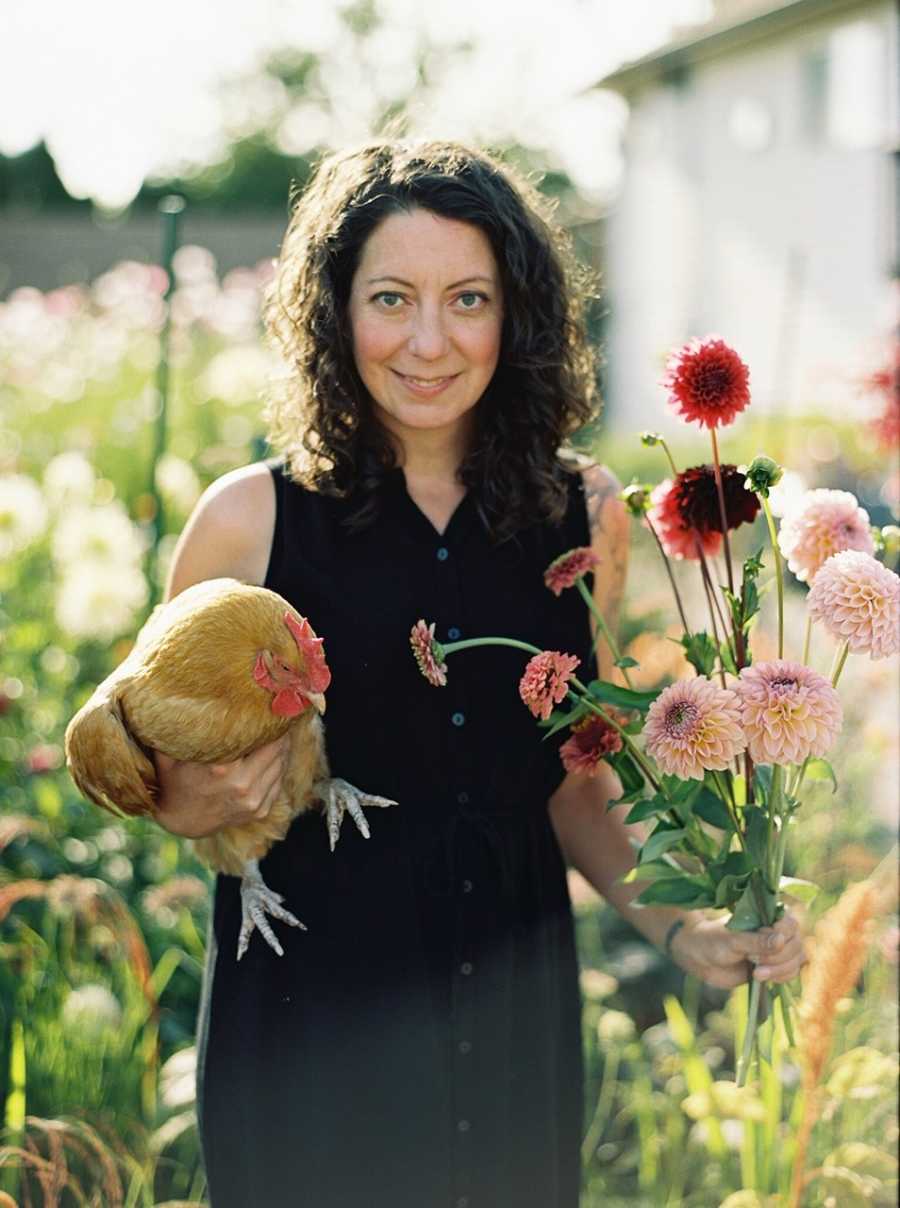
<box><xmin>457</xmin><ymin>791</ymin><xmax>469</xmax><ymax>805</ymax></box>
<box><xmin>458</xmin><ymin>1040</ymin><xmax>472</xmax><ymax>1054</ymax></box>
<box><xmin>462</xmin><ymin>879</ymin><xmax>473</xmax><ymax>894</ymax></box>
<box><xmin>436</xmin><ymin>547</ymin><xmax>449</xmax><ymax>561</ymax></box>
<box><xmin>460</xmin><ymin>961</ymin><xmax>473</xmax><ymax>975</ymax></box>
<box><xmin>451</xmin><ymin>712</ymin><xmax>465</xmax><ymax>727</ymax></box>
<box><xmin>448</xmin><ymin>626</ymin><xmax>461</xmax><ymax>640</ymax></box>
<box><xmin>457</xmin><ymin>1119</ymin><xmax>471</xmax><ymax>1133</ymax></box>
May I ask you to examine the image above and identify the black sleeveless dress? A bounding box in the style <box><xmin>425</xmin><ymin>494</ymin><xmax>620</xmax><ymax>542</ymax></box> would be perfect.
<box><xmin>195</xmin><ymin>459</ymin><xmax>597</xmax><ymax>1208</ymax></box>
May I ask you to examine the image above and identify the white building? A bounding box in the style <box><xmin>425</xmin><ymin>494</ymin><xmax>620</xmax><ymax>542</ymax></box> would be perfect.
<box><xmin>594</xmin><ymin>0</ymin><xmax>898</xmax><ymax>431</ymax></box>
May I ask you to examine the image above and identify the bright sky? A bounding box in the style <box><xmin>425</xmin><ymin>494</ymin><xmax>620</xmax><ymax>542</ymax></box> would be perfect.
<box><xmin>0</xmin><ymin>0</ymin><xmax>713</xmax><ymax>208</ymax></box>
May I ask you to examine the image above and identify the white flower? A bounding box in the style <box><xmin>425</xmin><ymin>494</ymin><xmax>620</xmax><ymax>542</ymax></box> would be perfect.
<box><xmin>0</xmin><ymin>473</ymin><xmax>48</xmax><ymax>557</ymax></box>
<box><xmin>61</xmin><ymin>984</ymin><xmax>122</xmax><ymax>1039</ymax></box>
<box><xmin>43</xmin><ymin>451</ymin><xmax>96</xmax><ymax>509</ymax></box>
<box><xmin>160</xmin><ymin>1046</ymin><xmax>197</xmax><ymax>1110</ymax></box>
<box><xmin>155</xmin><ymin>453</ymin><xmax>201</xmax><ymax>515</ymax></box>
<box><xmin>200</xmin><ymin>345</ymin><xmax>275</xmax><ymax>406</ymax></box>
<box><xmin>56</xmin><ymin>562</ymin><xmax>148</xmax><ymax>640</ymax></box>
<box><xmin>52</xmin><ymin>500</ymin><xmax>147</xmax><ymax>572</ymax></box>
<box><xmin>597</xmin><ymin>1009</ymin><xmax>636</xmax><ymax>1046</ymax></box>
<box><xmin>767</xmin><ymin>470</ymin><xmax>808</xmax><ymax>519</ymax></box>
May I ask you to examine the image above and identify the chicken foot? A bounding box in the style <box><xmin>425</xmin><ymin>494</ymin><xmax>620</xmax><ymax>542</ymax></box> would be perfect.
<box><xmin>314</xmin><ymin>777</ymin><xmax>397</xmax><ymax>852</ymax></box>
<box><xmin>237</xmin><ymin>857</ymin><xmax>307</xmax><ymax>961</ymax></box>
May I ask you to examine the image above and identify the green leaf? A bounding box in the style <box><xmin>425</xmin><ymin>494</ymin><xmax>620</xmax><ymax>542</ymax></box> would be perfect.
<box><xmin>721</xmin><ymin>586</ymin><xmax>744</xmax><ymax>633</ymax></box>
<box><xmin>727</xmin><ymin>880</ymin><xmax>766</xmax><ymax>931</ymax></box>
<box><xmin>743</xmin><ymin>805</ymin><xmax>769</xmax><ymax>868</ymax></box>
<box><xmin>804</xmin><ymin>757</ymin><xmax>838</xmax><ymax>793</ymax></box>
<box><xmin>692</xmin><ymin>786</ymin><xmax>733</xmax><ymax>830</ymax></box>
<box><xmin>639</xmin><ymin>826</ymin><xmax>687</xmax><ymax>864</ymax></box>
<box><xmin>778</xmin><ymin>876</ymin><xmax>820</xmax><ymax>903</ymax></box>
<box><xmin>714</xmin><ymin>872</ymin><xmax>752</xmax><ymax>908</ymax></box>
<box><xmin>587</xmin><ymin>679</ymin><xmax>660</xmax><ymax>713</ymax></box>
<box><xmin>660</xmin><ymin>775</ymin><xmax>701</xmax><ymax>805</ymax></box>
<box><xmin>710</xmin><ymin>851</ymin><xmax>754</xmax><ymax>881</ymax></box>
<box><xmin>540</xmin><ymin>700</ymin><xmax>590</xmax><ymax>740</ymax></box>
<box><xmin>743</xmin><ymin>548</ymin><xmax>764</xmax><ymax>581</ymax></box>
<box><xmin>615</xmin><ymin>656</ymin><xmax>639</xmax><ymax>669</ymax></box>
<box><xmin>621</xmin><ymin>859</ymin><xmax>685</xmax><ymax>884</ymax></box>
<box><xmin>608</xmin><ymin>749</ymin><xmax>646</xmax><ymax>800</ymax></box>
<box><xmin>634</xmin><ymin>877</ymin><xmax>717</xmax><ymax>907</ymax></box>
<box><xmin>719</xmin><ymin>640</ymin><xmax>738</xmax><ymax>675</ymax></box>
<box><xmin>624</xmin><ymin>797</ymin><xmax>668</xmax><ymax>824</ymax></box>
<box><xmin>680</xmin><ymin>631</ymin><xmax>718</xmax><ymax>677</ymax></box>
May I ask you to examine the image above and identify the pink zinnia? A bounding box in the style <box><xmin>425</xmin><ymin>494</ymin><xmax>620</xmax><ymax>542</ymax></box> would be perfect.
<box><xmin>807</xmin><ymin>550</ymin><xmax>900</xmax><ymax>660</ymax></box>
<box><xmin>544</xmin><ymin>546</ymin><xmax>600</xmax><ymax>596</ymax></box>
<box><xmin>646</xmin><ymin>478</ymin><xmax>722</xmax><ymax>561</ymax></box>
<box><xmin>643</xmin><ymin>677</ymin><xmax>746</xmax><ymax>781</ymax></box>
<box><xmin>662</xmin><ymin>335</ymin><xmax>751</xmax><ymax>430</ymax></box>
<box><xmin>778</xmin><ymin>489</ymin><xmax>874</xmax><ymax>583</ymax></box>
<box><xmin>409</xmin><ymin>619</ymin><xmax>448</xmax><ymax>687</ymax></box>
<box><xmin>559</xmin><ymin>713</ymin><xmax>624</xmax><ymax>776</ymax></box>
<box><xmin>519</xmin><ymin>651</ymin><xmax>580</xmax><ymax>721</ymax></box>
<box><xmin>736</xmin><ymin>660</ymin><xmax>842</xmax><ymax>766</ymax></box>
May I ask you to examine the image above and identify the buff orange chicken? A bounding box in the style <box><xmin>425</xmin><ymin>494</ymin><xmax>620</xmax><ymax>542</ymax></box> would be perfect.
<box><xmin>64</xmin><ymin>578</ymin><xmax>395</xmax><ymax>959</ymax></box>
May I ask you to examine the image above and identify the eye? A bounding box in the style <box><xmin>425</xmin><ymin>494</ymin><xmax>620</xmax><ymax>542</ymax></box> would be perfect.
<box><xmin>373</xmin><ymin>291</ymin><xmax>405</xmax><ymax>309</ymax></box>
<box><xmin>456</xmin><ymin>291</ymin><xmax>488</xmax><ymax>310</ymax></box>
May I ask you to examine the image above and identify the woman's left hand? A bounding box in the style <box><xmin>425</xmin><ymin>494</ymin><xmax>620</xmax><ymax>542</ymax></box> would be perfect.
<box><xmin>670</xmin><ymin>908</ymin><xmax>808</xmax><ymax>990</ymax></box>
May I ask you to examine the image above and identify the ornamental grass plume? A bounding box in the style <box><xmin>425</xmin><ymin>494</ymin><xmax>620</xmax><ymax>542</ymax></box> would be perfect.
<box><xmin>409</xmin><ymin>619</ymin><xmax>448</xmax><ymax>687</ymax></box>
<box><xmin>559</xmin><ymin>713</ymin><xmax>624</xmax><ymax>776</ymax></box>
<box><xmin>788</xmin><ymin>878</ymin><xmax>879</xmax><ymax>1208</ymax></box>
<box><xmin>777</xmin><ymin>488</ymin><xmax>874</xmax><ymax>583</ymax></box>
<box><xmin>519</xmin><ymin>651</ymin><xmax>580</xmax><ymax>721</ymax></box>
<box><xmin>736</xmin><ymin>659</ymin><xmax>842</xmax><ymax>765</ymax></box>
<box><xmin>806</xmin><ymin>549</ymin><xmax>900</xmax><ymax>659</ymax></box>
<box><xmin>543</xmin><ymin>546</ymin><xmax>600</xmax><ymax>596</ymax></box>
<box><xmin>662</xmin><ymin>335</ymin><xmax>751</xmax><ymax>430</ymax></box>
<box><xmin>642</xmin><ymin>676</ymin><xmax>746</xmax><ymax>781</ymax></box>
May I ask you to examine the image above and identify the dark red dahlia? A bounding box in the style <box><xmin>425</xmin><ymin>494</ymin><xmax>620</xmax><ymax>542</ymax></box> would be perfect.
<box><xmin>673</xmin><ymin>464</ymin><xmax>760</xmax><ymax>535</ymax></box>
<box><xmin>663</xmin><ymin>336</ymin><xmax>751</xmax><ymax>430</ymax></box>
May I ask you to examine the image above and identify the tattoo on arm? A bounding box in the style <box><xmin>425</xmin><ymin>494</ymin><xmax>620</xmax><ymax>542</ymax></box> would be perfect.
<box><xmin>581</xmin><ymin>464</ymin><xmax>630</xmax><ymax>678</ymax></box>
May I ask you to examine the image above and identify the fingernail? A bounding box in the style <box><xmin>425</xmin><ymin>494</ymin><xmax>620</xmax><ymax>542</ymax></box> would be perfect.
<box><xmin>754</xmin><ymin>967</ymin><xmax>770</xmax><ymax>979</ymax></box>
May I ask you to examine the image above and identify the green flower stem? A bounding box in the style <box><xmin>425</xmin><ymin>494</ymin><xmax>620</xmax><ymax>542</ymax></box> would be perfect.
<box><xmin>766</xmin><ymin>764</ymin><xmax>784</xmax><ymax>891</ymax></box>
<box><xmin>566</xmin><ymin>679</ymin><xmax>663</xmax><ymax>794</ymax></box>
<box><xmin>710</xmin><ymin>427</ymin><xmax>737</xmax><ymax>601</ymax></box>
<box><xmin>575</xmin><ymin>577</ymin><xmax>635</xmax><ymax>687</ymax></box>
<box><xmin>580</xmin><ymin>1043</ymin><xmax>622</xmax><ymax>1165</ymax></box>
<box><xmin>442</xmin><ymin>637</ymin><xmax>543</xmax><ymax>658</ymax></box>
<box><xmin>644</xmin><ymin>515</ymin><xmax>691</xmax><ymax>635</ymax></box>
<box><xmin>801</xmin><ymin>615</ymin><xmax>813</xmax><ymax>666</ymax></box>
<box><xmin>737</xmin><ymin>970</ymin><xmax>763</xmax><ymax>1086</ymax></box>
<box><xmin>759</xmin><ymin>492</ymin><xmax>785</xmax><ymax>659</ymax></box>
<box><xmin>787</xmin><ymin>638</ymin><xmax>850</xmax><ymax>800</ymax></box>
<box><xmin>658</xmin><ymin>437</ymin><xmax>680</xmax><ymax>478</ymax></box>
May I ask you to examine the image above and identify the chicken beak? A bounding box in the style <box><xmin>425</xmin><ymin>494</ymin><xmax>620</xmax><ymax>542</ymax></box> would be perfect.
<box><xmin>307</xmin><ymin>691</ymin><xmax>327</xmax><ymax>715</ymax></box>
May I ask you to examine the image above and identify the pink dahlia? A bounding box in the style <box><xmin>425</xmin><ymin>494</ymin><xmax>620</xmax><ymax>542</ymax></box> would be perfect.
<box><xmin>519</xmin><ymin>651</ymin><xmax>580</xmax><ymax>721</ymax></box>
<box><xmin>736</xmin><ymin>660</ymin><xmax>842</xmax><ymax>765</ymax></box>
<box><xmin>646</xmin><ymin>478</ymin><xmax>722</xmax><ymax>561</ymax></box>
<box><xmin>559</xmin><ymin>713</ymin><xmax>624</xmax><ymax>776</ymax></box>
<box><xmin>409</xmin><ymin>619</ymin><xmax>448</xmax><ymax>687</ymax></box>
<box><xmin>662</xmin><ymin>335</ymin><xmax>751</xmax><ymax>430</ymax></box>
<box><xmin>643</xmin><ymin>676</ymin><xmax>746</xmax><ymax>781</ymax></box>
<box><xmin>807</xmin><ymin>550</ymin><xmax>900</xmax><ymax>660</ymax></box>
<box><xmin>544</xmin><ymin>546</ymin><xmax>600</xmax><ymax>596</ymax></box>
<box><xmin>778</xmin><ymin>489</ymin><xmax>874</xmax><ymax>583</ymax></box>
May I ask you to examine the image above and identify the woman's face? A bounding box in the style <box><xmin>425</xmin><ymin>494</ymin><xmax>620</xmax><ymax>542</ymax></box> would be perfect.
<box><xmin>347</xmin><ymin>207</ymin><xmax>504</xmax><ymax>449</ymax></box>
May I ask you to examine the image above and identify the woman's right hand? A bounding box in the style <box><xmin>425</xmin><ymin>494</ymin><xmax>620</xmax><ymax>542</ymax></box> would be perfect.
<box><xmin>152</xmin><ymin>735</ymin><xmax>291</xmax><ymax>839</ymax></box>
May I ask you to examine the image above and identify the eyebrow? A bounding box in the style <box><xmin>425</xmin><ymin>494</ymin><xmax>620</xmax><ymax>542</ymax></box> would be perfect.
<box><xmin>365</xmin><ymin>275</ymin><xmax>495</xmax><ymax>290</ymax></box>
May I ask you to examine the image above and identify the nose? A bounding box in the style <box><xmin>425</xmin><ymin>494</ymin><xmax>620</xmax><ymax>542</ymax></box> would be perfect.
<box><xmin>407</xmin><ymin>303</ymin><xmax>450</xmax><ymax>361</ymax></box>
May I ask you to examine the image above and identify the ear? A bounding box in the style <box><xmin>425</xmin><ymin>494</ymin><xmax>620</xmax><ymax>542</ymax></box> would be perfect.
<box><xmin>64</xmin><ymin>691</ymin><xmax>158</xmax><ymax>818</ymax></box>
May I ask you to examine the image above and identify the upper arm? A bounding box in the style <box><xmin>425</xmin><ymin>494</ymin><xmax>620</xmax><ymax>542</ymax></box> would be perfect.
<box><xmin>580</xmin><ymin>462</ymin><xmax>630</xmax><ymax>680</ymax></box>
<box><xmin>164</xmin><ymin>462</ymin><xmax>276</xmax><ymax>602</ymax></box>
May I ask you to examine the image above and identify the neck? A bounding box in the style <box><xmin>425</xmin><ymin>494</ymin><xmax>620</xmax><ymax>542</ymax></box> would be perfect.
<box><xmin>384</xmin><ymin>417</ymin><xmax>475</xmax><ymax>486</ymax></box>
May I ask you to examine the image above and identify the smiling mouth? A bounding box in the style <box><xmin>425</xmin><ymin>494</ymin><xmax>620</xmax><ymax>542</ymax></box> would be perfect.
<box><xmin>392</xmin><ymin>370</ymin><xmax>460</xmax><ymax>387</ymax></box>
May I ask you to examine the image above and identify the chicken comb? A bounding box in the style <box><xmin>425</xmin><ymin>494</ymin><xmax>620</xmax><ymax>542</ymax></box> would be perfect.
<box><xmin>284</xmin><ymin>612</ymin><xmax>331</xmax><ymax>693</ymax></box>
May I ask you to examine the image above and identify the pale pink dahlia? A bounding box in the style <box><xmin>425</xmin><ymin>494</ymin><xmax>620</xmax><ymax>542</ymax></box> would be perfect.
<box><xmin>409</xmin><ymin>619</ymin><xmax>448</xmax><ymax>687</ymax></box>
<box><xmin>559</xmin><ymin>713</ymin><xmax>624</xmax><ymax>776</ymax></box>
<box><xmin>642</xmin><ymin>677</ymin><xmax>746</xmax><ymax>781</ymax></box>
<box><xmin>807</xmin><ymin>550</ymin><xmax>900</xmax><ymax>660</ymax></box>
<box><xmin>778</xmin><ymin>489</ymin><xmax>874</xmax><ymax>583</ymax></box>
<box><xmin>662</xmin><ymin>335</ymin><xmax>751</xmax><ymax>430</ymax></box>
<box><xmin>519</xmin><ymin>651</ymin><xmax>580</xmax><ymax>720</ymax></box>
<box><xmin>736</xmin><ymin>660</ymin><xmax>842</xmax><ymax>765</ymax></box>
<box><xmin>544</xmin><ymin>546</ymin><xmax>600</xmax><ymax>596</ymax></box>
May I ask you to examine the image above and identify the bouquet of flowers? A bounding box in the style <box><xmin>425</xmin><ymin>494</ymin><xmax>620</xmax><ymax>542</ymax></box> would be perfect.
<box><xmin>410</xmin><ymin>335</ymin><xmax>900</xmax><ymax>1086</ymax></box>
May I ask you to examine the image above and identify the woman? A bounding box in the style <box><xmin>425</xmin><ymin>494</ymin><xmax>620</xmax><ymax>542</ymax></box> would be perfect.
<box><xmin>154</xmin><ymin>140</ymin><xmax>805</xmax><ymax>1207</ymax></box>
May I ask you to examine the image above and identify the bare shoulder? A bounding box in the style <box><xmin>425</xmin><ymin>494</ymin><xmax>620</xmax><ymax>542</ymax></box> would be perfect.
<box><xmin>164</xmin><ymin>462</ymin><xmax>276</xmax><ymax>601</ymax></box>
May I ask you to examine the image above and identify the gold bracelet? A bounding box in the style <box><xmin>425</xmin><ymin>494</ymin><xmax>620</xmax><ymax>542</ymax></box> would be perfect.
<box><xmin>663</xmin><ymin>917</ymin><xmax>686</xmax><ymax>959</ymax></box>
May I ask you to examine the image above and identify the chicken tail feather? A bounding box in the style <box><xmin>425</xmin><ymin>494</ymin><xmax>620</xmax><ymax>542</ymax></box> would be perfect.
<box><xmin>64</xmin><ymin>693</ymin><xmax>158</xmax><ymax>818</ymax></box>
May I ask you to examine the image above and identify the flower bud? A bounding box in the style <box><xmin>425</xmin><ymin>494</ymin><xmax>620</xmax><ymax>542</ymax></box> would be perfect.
<box><xmin>743</xmin><ymin>455</ymin><xmax>783</xmax><ymax>497</ymax></box>
<box><xmin>620</xmin><ymin>481</ymin><xmax>652</xmax><ymax>516</ymax></box>
<box><xmin>640</xmin><ymin>431</ymin><xmax>662</xmax><ymax>446</ymax></box>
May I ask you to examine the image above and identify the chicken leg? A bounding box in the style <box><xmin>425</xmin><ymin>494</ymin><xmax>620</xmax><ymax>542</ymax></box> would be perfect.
<box><xmin>315</xmin><ymin>777</ymin><xmax>397</xmax><ymax>851</ymax></box>
<box><xmin>237</xmin><ymin>858</ymin><xmax>306</xmax><ymax>961</ymax></box>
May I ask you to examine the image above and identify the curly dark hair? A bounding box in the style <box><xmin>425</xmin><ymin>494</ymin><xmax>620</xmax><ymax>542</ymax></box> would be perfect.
<box><xmin>263</xmin><ymin>138</ymin><xmax>601</xmax><ymax>541</ymax></box>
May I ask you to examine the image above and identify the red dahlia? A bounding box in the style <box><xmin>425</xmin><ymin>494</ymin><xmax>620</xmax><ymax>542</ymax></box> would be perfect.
<box><xmin>663</xmin><ymin>335</ymin><xmax>751</xmax><ymax>430</ymax></box>
<box><xmin>673</xmin><ymin>464</ymin><xmax>760</xmax><ymax>535</ymax></box>
<box><xmin>559</xmin><ymin>714</ymin><xmax>624</xmax><ymax>777</ymax></box>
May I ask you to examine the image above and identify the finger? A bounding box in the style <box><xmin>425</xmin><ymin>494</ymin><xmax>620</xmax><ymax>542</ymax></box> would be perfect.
<box><xmin>251</xmin><ymin>760</ymin><xmax>286</xmax><ymax>819</ymax></box>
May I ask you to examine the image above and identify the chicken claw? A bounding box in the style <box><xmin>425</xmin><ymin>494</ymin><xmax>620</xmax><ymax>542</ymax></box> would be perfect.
<box><xmin>237</xmin><ymin>858</ymin><xmax>306</xmax><ymax>961</ymax></box>
<box><xmin>315</xmin><ymin>777</ymin><xmax>397</xmax><ymax>852</ymax></box>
